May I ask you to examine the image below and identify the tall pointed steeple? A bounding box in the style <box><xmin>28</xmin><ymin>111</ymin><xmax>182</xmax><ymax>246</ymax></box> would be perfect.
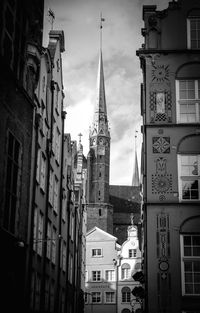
<box><xmin>132</xmin><ymin>131</ymin><xmax>140</xmax><ymax>186</ymax></box>
<box><xmin>87</xmin><ymin>15</ymin><xmax>113</xmax><ymax>234</ymax></box>
<box><xmin>91</xmin><ymin>18</ymin><xmax>109</xmax><ymax>138</ymax></box>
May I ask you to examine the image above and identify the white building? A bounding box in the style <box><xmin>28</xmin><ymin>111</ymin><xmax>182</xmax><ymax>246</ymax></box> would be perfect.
<box><xmin>117</xmin><ymin>225</ymin><xmax>142</xmax><ymax>313</ymax></box>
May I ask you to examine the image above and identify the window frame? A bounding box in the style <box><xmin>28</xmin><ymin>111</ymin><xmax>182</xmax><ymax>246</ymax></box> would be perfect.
<box><xmin>92</xmin><ymin>248</ymin><xmax>102</xmax><ymax>258</ymax></box>
<box><xmin>104</xmin><ymin>291</ymin><xmax>115</xmax><ymax>304</ymax></box>
<box><xmin>180</xmin><ymin>234</ymin><xmax>200</xmax><ymax>296</ymax></box>
<box><xmin>178</xmin><ymin>154</ymin><xmax>200</xmax><ymax>201</ymax></box>
<box><xmin>91</xmin><ymin>270</ymin><xmax>102</xmax><ymax>282</ymax></box>
<box><xmin>121</xmin><ymin>287</ymin><xmax>131</xmax><ymax>303</ymax></box>
<box><xmin>129</xmin><ymin>249</ymin><xmax>137</xmax><ymax>258</ymax></box>
<box><xmin>91</xmin><ymin>292</ymin><xmax>102</xmax><ymax>304</ymax></box>
<box><xmin>187</xmin><ymin>16</ymin><xmax>200</xmax><ymax>49</ymax></box>
<box><xmin>105</xmin><ymin>269</ymin><xmax>115</xmax><ymax>281</ymax></box>
<box><xmin>176</xmin><ymin>79</ymin><xmax>200</xmax><ymax>124</ymax></box>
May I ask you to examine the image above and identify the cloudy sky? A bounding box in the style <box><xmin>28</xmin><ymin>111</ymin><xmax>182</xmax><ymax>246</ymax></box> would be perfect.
<box><xmin>43</xmin><ymin>0</ymin><xmax>169</xmax><ymax>185</ymax></box>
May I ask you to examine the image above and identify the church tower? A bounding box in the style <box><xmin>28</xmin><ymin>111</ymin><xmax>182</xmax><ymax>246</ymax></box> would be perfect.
<box><xmin>86</xmin><ymin>17</ymin><xmax>113</xmax><ymax>234</ymax></box>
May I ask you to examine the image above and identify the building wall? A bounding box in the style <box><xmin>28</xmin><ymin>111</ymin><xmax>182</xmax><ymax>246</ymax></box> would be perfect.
<box><xmin>85</xmin><ymin>227</ymin><xmax>119</xmax><ymax>313</ymax></box>
<box><xmin>137</xmin><ymin>0</ymin><xmax>200</xmax><ymax>312</ymax></box>
<box><xmin>0</xmin><ymin>1</ymin><xmax>44</xmax><ymax>312</ymax></box>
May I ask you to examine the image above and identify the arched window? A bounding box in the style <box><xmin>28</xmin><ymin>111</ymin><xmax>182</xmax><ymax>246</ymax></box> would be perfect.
<box><xmin>176</xmin><ymin>63</ymin><xmax>200</xmax><ymax>124</ymax></box>
<box><xmin>180</xmin><ymin>216</ymin><xmax>200</xmax><ymax>296</ymax></box>
<box><xmin>121</xmin><ymin>287</ymin><xmax>131</xmax><ymax>303</ymax></box>
<box><xmin>121</xmin><ymin>263</ymin><xmax>131</xmax><ymax>280</ymax></box>
<box><xmin>177</xmin><ymin>135</ymin><xmax>200</xmax><ymax>201</ymax></box>
<box><xmin>187</xmin><ymin>9</ymin><xmax>200</xmax><ymax>49</ymax></box>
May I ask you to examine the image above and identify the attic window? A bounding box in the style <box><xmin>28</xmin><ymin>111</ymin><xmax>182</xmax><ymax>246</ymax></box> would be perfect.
<box><xmin>92</xmin><ymin>248</ymin><xmax>102</xmax><ymax>257</ymax></box>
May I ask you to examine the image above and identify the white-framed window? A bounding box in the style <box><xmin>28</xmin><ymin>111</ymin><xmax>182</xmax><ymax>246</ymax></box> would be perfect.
<box><xmin>51</xmin><ymin>227</ymin><xmax>56</xmax><ymax>264</ymax></box>
<box><xmin>91</xmin><ymin>292</ymin><xmax>101</xmax><ymax>303</ymax></box>
<box><xmin>180</xmin><ymin>235</ymin><xmax>200</xmax><ymax>295</ymax></box>
<box><xmin>33</xmin><ymin>207</ymin><xmax>37</xmax><ymax>252</ymax></box>
<box><xmin>129</xmin><ymin>249</ymin><xmax>137</xmax><ymax>258</ymax></box>
<box><xmin>85</xmin><ymin>270</ymin><xmax>88</xmax><ymax>282</ymax></box>
<box><xmin>46</xmin><ymin>221</ymin><xmax>51</xmax><ymax>259</ymax></box>
<box><xmin>55</xmin><ymin>127</ymin><xmax>61</xmax><ymax>163</ymax></box>
<box><xmin>62</xmin><ymin>241</ymin><xmax>66</xmax><ymax>272</ymax></box>
<box><xmin>92</xmin><ymin>248</ymin><xmax>102</xmax><ymax>257</ymax></box>
<box><xmin>105</xmin><ymin>292</ymin><xmax>115</xmax><ymax>303</ymax></box>
<box><xmin>121</xmin><ymin>263</ymin><xmax>131</xmax><ymax>280</ymax></box>
<box><xmin>37</xmin><ymin>211</ymin><xmax>44</xmax><ymax>256</ymax></box>
<box><xmin>68</xmin><ymin>254</ymin><xmax>73</xmax><ymax>284</ymax></box>
<box><xmin>36</xmin><ymin>148</ymin><xmax>41</xmax><ymax>183</ymax></box>
<box><xmin>121</xmin><ymin>287</ymin><xmax>131</xmax><ymax>303</ymax></box>
<box><xmin>187</xmin><ymin>11</ymin><xmax>200</xmax><ymax>49</ymax></box>
<box><xmin>92</xmin><ymin>270</ymin><xmax>101</xmax><ymax>282</ymax></box>
<box><xmin>176</xmin><ymin>79</ymin><xmax>200</xmax><ymax>123</ymax></box>
<box><xmin>62</xmin><ymin>189</ymin><xmax>66</xmax><ymax>222</ymax></box>
<box><xmin>49</xmin><ymin>169</ymin><xmax>53</xmax><ymax>205</ymax></box>
<box><xmin>178</xmin><ymin>154</ymin><xmax>200</xmax><ymax>201</ymax></box>
<box><xmin>105</xmin><ymin>270</ymin><xmax>115</xmax><ymax>281</ymax></box>
<box><xmin>40</xmin><ymin>153</ymin><xmax>46</xmax><ymax>191</ymax></box>
<box><xmin>53</xmin><ymin>176</ymin><xmax>59</xmax><ymax>213</ymax></box>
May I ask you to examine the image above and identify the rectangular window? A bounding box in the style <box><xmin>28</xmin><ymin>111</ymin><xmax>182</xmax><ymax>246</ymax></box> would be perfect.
<box><xmin>51</xmin><ymin>227</ymin><xmax>56</xmax><ymax>264</ymax></box>
<box><xmin>129</xmin><ymin>249</ymin><xmax>137</xmax><ymax>258</ymax></box>
<box><xmin>62</xmin><ymin>189</ymin><xmax>66</xmax><ymax>222</ymax></box>
<box><xmin>187</xmin><ymin>17</ymin><xmax>200</xmax><ymax>49</ymax></box>
<box><xmin>176</xmin><ymin>80</ymin><xmax>200</xmax><ymax>123</ymax></box>
<box><xmin>91</xmin><ymin>292</ymin><xmax>101</xmax><ymax>303</ymax></box>
<box><xmin>55</xmin><ymin>127</ymin><xmax>61</xmax><ymax>163</ymax></box>
<box><xmin>46</xmin><ymin>221</ymin><xmax>51</xmax><ymax>259</ymax></box>
<box><xmin>49</xmin><ymin>169</ymin><xmax>53</xmax><ymax>205</ymax></box>
<box><xmin>105</xmin><ymin>270</ymin><xmax>115</xmax><ymax>281</ymax></box>
<box><xmin>92</xmin><ymin>271</ymin><xmax>101</xmax><ymax>282</ymax></box>
<box><xmin>178</xmin><ymin>155</ymin><xmax>200</xmax><ymax>200</ymax></box>
<box><xmin>181</xmin><ymin>235</ymin><xmax>200</xmax><ymax>295</ymax></box>
<box><xmin>122</xmin><ymin>268</ymin><xmax>130</xmax><ymax>280</ymax></box>
<box><xmin>36</xmin><ymin>148</ymin><xmax>41</xmax><ymax>183</ymax></box>
<box><xmin>105</xmin><ymin>292</ymin><xmax>115</xmax><ymax>303</ymax></box>
<box><xmin>68</xmin><ymin>254</ymin><xmax>73</xmax><ymax>284</ymax></box>
<box><xmin>33</xmin><ymin>207</ymin><xmax>37</xmax><ymax>251</ymax></box>
<box><xmin>92</xmin><ymin>248</ymin><xmax>102</xmax><ymax>257</ymax></box>
<box><xmin>38</xmin><ymin>212</ymin><xmax>44</xmax><ymax>256</ymax></box>
<box><xmin>40</xmin><ymin>154</ymin><xmax>46</xmax><ymax>191</ymax></box>
<box><xmin>4</xmin><ymin>131</ymin><xmax>21</xmax><ymax>233</ymax></box>
<box><xmin>62</xmin><ymin>241</ymin><xmax>66</xmax><ymax>272</ymax></box>
<box><xmin>53</xmin><ymin>176</ymin><xmax>58</xmax><ymax>213</ymax></box>
<box><xmin>122</xmin><ymin>291</ymin><xmax>131</xmax><ymax>303</ymax></box>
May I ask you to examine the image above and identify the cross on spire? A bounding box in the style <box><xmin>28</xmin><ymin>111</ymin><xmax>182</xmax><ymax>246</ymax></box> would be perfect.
<box><xmin>100</xmin><ymin>13</ymin><xmax>105</xmax><ymax>51</ymax></box>
<box><xmin>78</xmin><ymin>133</ymin><xmax>83</xmax><ymax>143</ymax></box>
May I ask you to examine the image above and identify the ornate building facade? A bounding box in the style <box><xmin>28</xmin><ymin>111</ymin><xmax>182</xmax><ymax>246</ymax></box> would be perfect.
<box><xmin>137</xmin><ymin>0</ymin><xmax>200</xmax><ymax>312</ymax></box>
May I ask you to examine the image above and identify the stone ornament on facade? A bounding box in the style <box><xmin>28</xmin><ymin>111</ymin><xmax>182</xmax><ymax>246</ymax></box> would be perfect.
<box><xmin>152</xmin><ymin>137</ymin><xmax>170</xmax><ymax>153</ymax></box>
<box><xmin>152</xmin><ymin>157</ymin><xmax>172</xmax><ymax>196</ymax></box>
<box><xmin>150</xmin><ymin>90</ymin><xmax>172</xmax><ymax>123</ymax></box>
<box><xmin>152</xmin><ymin>64</ymin><xmax>169</xmax><ymax>83</ymax></box>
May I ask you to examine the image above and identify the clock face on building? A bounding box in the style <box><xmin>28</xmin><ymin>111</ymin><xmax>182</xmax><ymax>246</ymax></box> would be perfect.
<box><xmin>152</xmin><ymin>65</ymin><xmax>169</xmax><ymax>82</ymax></box>
<box><xmin>98</xmin><ymin>138</ymin><xmax>104</xmax><ymax>145</ymax></box>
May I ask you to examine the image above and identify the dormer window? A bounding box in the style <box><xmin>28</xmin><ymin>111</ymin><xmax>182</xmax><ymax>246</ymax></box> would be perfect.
<box><xmin>187</xmin><ymin>10</ymin><xmax>200</xmax><ymax>49</ymax></box>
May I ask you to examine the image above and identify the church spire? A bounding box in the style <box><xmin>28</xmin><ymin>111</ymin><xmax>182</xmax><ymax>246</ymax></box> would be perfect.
<box><xmin>132</xmin><ymin>131</ymin><xmax>140</xmax><ymax>186</ymax></box>
<box><xmin>91</xmin><ymin>14</ymin><xmax>109</xmax><ymax>137</ymax></box>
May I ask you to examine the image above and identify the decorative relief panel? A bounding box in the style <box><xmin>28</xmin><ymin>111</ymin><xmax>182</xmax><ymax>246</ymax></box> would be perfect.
<box><xmin>150</xmin><ymin>90</ymin><xmax>172</xmax><ymax>123</ymax></box>
<box><xmin>152</xmin><ymin>137</ymin><xmax>170</xmax><ymax>153</ymax></box>
<box><xmin>156</xmin><ymin>213</ymin><xmax>171</xmax><ymax>311</ymax></box>
<box><xmin>152</xmin><ymin>157</ymin><xmax>172</xmax><ymax>198</ymax></box>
